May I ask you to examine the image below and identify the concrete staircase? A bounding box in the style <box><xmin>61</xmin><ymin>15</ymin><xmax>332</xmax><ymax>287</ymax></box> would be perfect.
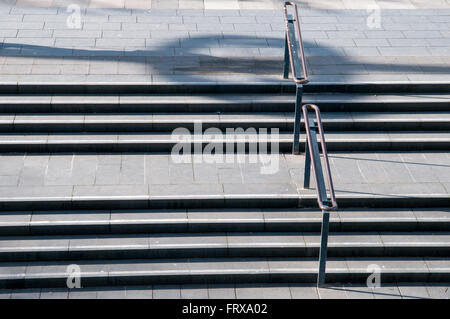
<box><xmin>0</xmin><ymin>84</ymin><xmax>449</xmax><ymax>153</ymax></box>
<box><xmin>0</xmin><ymin>82</ymin><xmax>449</xmax><ymax>292</ymax></box>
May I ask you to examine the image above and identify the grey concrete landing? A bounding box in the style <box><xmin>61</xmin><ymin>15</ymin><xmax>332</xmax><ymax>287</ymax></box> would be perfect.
<box><xmin>0</xmin><ymin>3</ymin><xmax>449</xmax><ymax>83</ymax></box>
<box><xmin>0</xmin><ymin>152</ymin><xmax>448</xmax><ymax>209</ymax></box>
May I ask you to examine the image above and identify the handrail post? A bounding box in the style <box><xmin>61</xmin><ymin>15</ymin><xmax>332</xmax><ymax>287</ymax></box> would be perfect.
<box><xmin>317</xmin><ymin>210</ymin><xmax>330</xmax><ymax>286</ymax></box>
<box><xmin>293</xmin><ymin>83</ymin><xmax>302</xmax><ymax>154</ymax></box>
<box><xmin>283</xmin><ymin>34</ymin><xmax>289</xmax><ymax>79</ymax></box>
<box><xmin>303</xmin><ymin>119</ymin><xmax>311</xmax><ymax>188</ymax></box>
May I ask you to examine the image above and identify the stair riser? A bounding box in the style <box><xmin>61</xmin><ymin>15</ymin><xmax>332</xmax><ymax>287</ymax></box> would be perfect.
<box><xmin>0</xmin><ymin>197</ymin><xmax>448</xmax><ymax>212</ymax></box>
<box><xmin>0</xmin><ymin>140</ymin><xmax>448</xmax><ymax>153</ymax></box>
<box><xmin>317</xmin><ymin>102</ymin><xmax>450</xmax><ymax>113</ymax></box>
<box><xmin>326</xmin><ymin>141</ymin><xmax>450</xmax><ymax>151</ymax></box>
<box><xmin>1</xmin><ymin>272</ymin><xmax>447</xmax><ymax>289</ymax></box>
<box><xmin>1</xmin><ymin>246</ymin><xmax>448</xmax><ymax>262</ymax></box>
<box><xmin>0</xmin><ymin>103</ymin><xmax>291</xmax><ymax>114</ymax></box>
<box><xmin>3</xmin><ymin>83</ymin><xmax>450</xmax><ymax>95</ymax></box>
<box><xmin>1</xmin><ymin>221</ymin><xmax>449</xmax><ymax>236</ymax></box>
<box><xmin>0</xmin><ymin>102</ymin><xmax>448</xmax><ymax>114</ymax></box>
<box><xmin>2</xmin><ymin>121</ymin><xmax>450</xmax><ymax>132</ymax></box>
<box><xmin>0</xmin><ymin>141</ymin><xmax>291</xmax><ymax>153</ymax></box>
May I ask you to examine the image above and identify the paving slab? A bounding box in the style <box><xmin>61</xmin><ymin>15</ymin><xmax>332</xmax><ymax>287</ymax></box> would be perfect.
<box><xmin>372</xmin><ymin>285</ymin><xmax>403</xmax><ymax>299</ymax></box>
<box><xmin>426</xmin><ymin>283</ymin><xmax>450</xmax><ymax>299</ymax></box>
<box><xmin>125</xmin><ymin>285</ymin><xmax>153</xmax><ymax>299</ymax></box>
<box><xmin>343</xmin><ymin>284</ymin><xmax>374</xmax><ymax>299</ymax></box>
<box><xmin>153</xmin><ymin>284</ymin><xmax>181</xmax><ymax>298</ymax></box>
<box><xmin>180</xmin><ymin>284</ymin><xmax>209</xmax><ymax>299</ymax></box>
<box><xmin>10</xmin><ymin>288</ymin><xmax>41</xmax><ymax>299</ymax></box>
<box><xmin>317</xmin><ymin>284</ymin><xmax>348</xmax><ymax>299</ymax></box>
<box><xmin>39</xmin><ymin>287</ymin><xmax>69</xmax><ymax>299</ymax></box>
<box><xmin>398</xmin><ymin>284</ymin><xmax>431</xmax><ymax>299</ymax></box>
<box><xmin>289</xmin><ymin>284</ymin><xmax>318</xmax><ymax>299</ymax></box>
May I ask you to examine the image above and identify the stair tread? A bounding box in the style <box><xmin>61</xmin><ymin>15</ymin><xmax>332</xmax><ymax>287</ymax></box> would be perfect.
<box><xmin>0</xmin><ymin>257</ymin><xmax>447</xmax><ymax>278</ymax></box>
<box><xmin>2</xmin><ymin>111</ymin><xmax>450</xmax><ymax>122</ymax></box>
<box><xmin>0</xmin><ymin>232</ymin><xmax>449</xmax><ymax>252</ymax></box>
<box><xmin>0</xmin><ymin>112</ymin><xmax>448</xmax><ymax>134</ymax></box>
<box><xmin>0</xmin><ymin>164</ymin><xmax>446</xmax><ymax>210</ymax></box>
<box><xmin>1</xmin><ymin>92</ymin><xmax>447</xmax><ymax>114</ymax></box>
<box><xmin>1</xmin><ymin>208</ymin><xmax>449</xmax><ymax>226</ymax></box>
<box><xmin>0</xmin><ymin>93</ymin><xmax>449</xmax><ymax>104</ymax></box>
<box><xmin>0</xmin><ymin>131</ymin><xmax>449</xmax><ymax>140</ymax></box>
<box><xmin>0</xmin><ymin>208</ymin><xmax>448</xmax><ymax>235</ymax></box>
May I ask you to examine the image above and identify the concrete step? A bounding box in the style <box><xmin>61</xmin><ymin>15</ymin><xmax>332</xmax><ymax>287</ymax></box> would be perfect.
<box><xmin>0</xmin><ymin>93</ymin><xmax>448</xmax><ymax>113</ymax></box>
<box><xmin>1</xmin><ymin>208</ymin><xmax>448</xmax><ymax>236</ymax></box>
<box><xmin>3</xmin><ymin>282</ymin><xmax>449</xmax><ymax>299</ymax></box>
<box><xmin>1</xmin><ymin>256</ymin><xmax>448</xmax><ymax>288</ymax></box>
<box><xmin>307</xmin><ymin>93</ymin><xmax>450</xmax><ymax>112</ymax></box>
<box><xmin>1</xmin><ymin>112</ymin><xmax>449</xmax><ymax>132</ymax></box>
<box><xmin>3</xmin><ymin>82</ymin><xmax>449</xmax><ymax>95</ymax></box>
<box><xmin>0</xmin><ymin>184</ymin><xmax>447</xmax><ymax>211</ymax></box>
<box><xmin>0</xmin><ymin>131</ymin><xmax>448</xmax><ymax>152</ymax></box>
<box><xmin>0</xmin><ymin>232</ymin><xmax>449</xmax><ymax>262</ymax></box>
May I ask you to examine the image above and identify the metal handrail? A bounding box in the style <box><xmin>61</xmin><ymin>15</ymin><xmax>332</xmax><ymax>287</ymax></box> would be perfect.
<box><xmin>283</xmin><ymin>2</ymin><xmax>308</xmax><ymax>154</ymax></box>
<box><xmin>301</xmin><ymin>103</ymin><xmax>337</xmax><ymax>287</ymax></box>
<box><xmin>283</xmin><ymin>2</ymin><xmax>308</xmax><ymax>84</ymax></box>
<box><xmin>302</xmin><ymin>104</ymin><xmax>337</xmax><ymax>211</ymax></box>
<box><xmin>282</xmin><ymin>3</ymin><xmax>337</xmax><ymax>287</ymax></box>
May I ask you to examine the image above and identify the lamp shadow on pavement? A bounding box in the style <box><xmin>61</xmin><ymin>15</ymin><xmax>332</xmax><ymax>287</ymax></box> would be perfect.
<box><xmin>1</xmin><ymin>34</ymin><xmax>449</xmax><ymax>83</ymax></box>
